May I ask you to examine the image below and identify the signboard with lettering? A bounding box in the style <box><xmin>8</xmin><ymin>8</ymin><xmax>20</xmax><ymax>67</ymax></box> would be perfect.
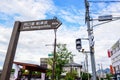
<box><xmin>20</xmin><ymin>19</ymin><xmax>62</xmax><ymax>31</ymax></box>
<box><xmin>98</xmin><ymin>15</ymin><xmax>113</xmax><ymax>21</ymax></box>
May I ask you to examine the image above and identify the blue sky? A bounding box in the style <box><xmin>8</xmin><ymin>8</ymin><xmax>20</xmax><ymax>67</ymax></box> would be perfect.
<box><xmin>0</xmin><ymin>0</ymin><xmax>120</xmax><ymax>73</ymax></box>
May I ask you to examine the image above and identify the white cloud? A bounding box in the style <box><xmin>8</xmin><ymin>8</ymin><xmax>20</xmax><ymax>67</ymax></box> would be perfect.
<box><xmin>90</xmin><ymin>2</ymin><xmax>120</xmax><ymax>19</ymax></box>
<box><xmin>58</xmin><ymin>8</ymin><xmax>85</xmax><ymax>24</ymax></box>
<box><xmin>0</xmin><ymin>0</ymin><xmax>55</xmax><ymax>21</ymax></box>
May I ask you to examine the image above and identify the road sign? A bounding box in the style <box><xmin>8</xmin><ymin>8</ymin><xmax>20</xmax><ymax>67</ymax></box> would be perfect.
<box><xmin>48</xmin><ymin>53</ymin><xmax>53</xmax><ymax>56</ymax></box>
<box><xmin>98</xmin><ymin>15</ymin><xmax>113</xmax><ymax>21</ymax></box>
<box><xmin>20</xmin><ymin>18</ymin><xmax>62</xmax><ymax>31</ymax></box>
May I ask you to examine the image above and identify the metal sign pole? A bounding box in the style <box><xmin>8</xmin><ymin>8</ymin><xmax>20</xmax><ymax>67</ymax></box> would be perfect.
<box><xmin>0</xmin><ymin>21</ymin><xmax>21</xmax><ymax>80</ymax></box>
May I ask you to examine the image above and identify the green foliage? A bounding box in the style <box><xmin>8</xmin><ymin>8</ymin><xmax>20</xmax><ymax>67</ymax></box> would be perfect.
<box><xmin>22</xmin><ymin>69</ymin><xmax>29</xmax><ymax>75</ymax></box>
<box><xmin>106</xmin><ymin>74</ymin><xmax>113</xmax><ymax>80</ymax></box>
<box><xmin>21</xmin><ymin>69</ymin><xmax>41</xmax><ymax>76</ymax></box>
<box><xmin>81</xmin><ymin>72</ymin><xmax>91</xmax><ymax>80</ymax></box>
<box><xmin>32</xmin><ymin>71</ymin><xmax>41</xmax><ymax>75</ymax></box>
<box><xmin>47</xmin><ymin>44</ymin><xmax>72</xmax><ymax>80</ymax></box>
<box><xmin>46</xmin><ymin>69</ymin><xmax>52</xmax><ymax>77</ymax></box>
<box><xmin>65</xmin><ymin>70</ymin><xmax>78</xmax><ymax>80</ymax></box>
<box><xmin>11</xmin><ymin>69</ymin><xmax>15</xmax><ymax>73</ymax></box>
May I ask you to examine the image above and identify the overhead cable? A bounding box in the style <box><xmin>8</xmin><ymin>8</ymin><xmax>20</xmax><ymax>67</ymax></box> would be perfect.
<box><xmin>88</xmin><ymin>1</ymin><xmax>120</xmax><ymax>3</ymax></box>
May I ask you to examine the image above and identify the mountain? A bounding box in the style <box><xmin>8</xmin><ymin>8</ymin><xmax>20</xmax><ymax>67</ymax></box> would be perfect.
<box><xmin>96</xmin><ymin>68</ymin><xmax>110</xmax><ymax>74</ymax></box>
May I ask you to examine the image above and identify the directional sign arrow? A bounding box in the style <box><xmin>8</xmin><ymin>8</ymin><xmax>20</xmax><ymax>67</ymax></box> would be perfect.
<box><xmin>20</xmin><ymin>18</ymin><xmax>62</xmax><ymax>31</ymax></box>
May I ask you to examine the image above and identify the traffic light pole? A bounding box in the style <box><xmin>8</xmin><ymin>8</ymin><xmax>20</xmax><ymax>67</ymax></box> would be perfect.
<box><xmin>84</xmin><ymin>0</ymin><xmax>97</xmax><ymax>80</ymax></box>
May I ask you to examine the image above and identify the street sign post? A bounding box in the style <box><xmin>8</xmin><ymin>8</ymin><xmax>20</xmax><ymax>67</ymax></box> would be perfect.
<box><xmin>20</xmin><ymin>19</ymin><xmax>62</xmax><ymax>31</ymax></box>
<box><xmin>0</xmin><ymin>17</ymin><xmax>62</xmax><ymax>80</ymax></box>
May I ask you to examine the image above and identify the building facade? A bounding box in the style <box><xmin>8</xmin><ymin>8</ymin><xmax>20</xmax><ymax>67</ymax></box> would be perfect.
<box><xmin>108</xmin><ymin>39</ymin><xmax>120</xmax><ymax>80</ymax></box>
<box><xmin>109</xmin><ymin>39</ymin><xmax>120</xmax><ymax>74</ymax></box>
<box><xmin>40</xmin><ymin>58</ymin><xmax>48</xmax><ymax>68</ymax></box>
<box><xmin>40</xmin><ymin>58</ymin><xmax>52</xmax><ymax>69</ymax></box>
<box><xmin>63</xmin><ymin>62</ymin><xmax>82</xmax><ymax>78</ymax></box>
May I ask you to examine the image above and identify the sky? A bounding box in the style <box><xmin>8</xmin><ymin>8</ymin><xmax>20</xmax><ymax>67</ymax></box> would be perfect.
<box><xmin>0</xmin><ymin>0</ymin><xmax>120</xmax><ymax>73</ymax></box>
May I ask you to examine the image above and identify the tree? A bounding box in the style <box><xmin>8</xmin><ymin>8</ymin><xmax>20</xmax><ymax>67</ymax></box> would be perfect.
<box><xmin>47</xmin><ymin>44</ymin><xmax>72</xmax><ymax>80</ymax></box>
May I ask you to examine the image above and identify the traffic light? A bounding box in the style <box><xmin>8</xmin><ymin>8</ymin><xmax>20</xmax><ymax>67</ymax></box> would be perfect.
<box><xmin>76</xmin><ymin>38</ymin><xmax>82</xmax><ymax>50</ymax></box>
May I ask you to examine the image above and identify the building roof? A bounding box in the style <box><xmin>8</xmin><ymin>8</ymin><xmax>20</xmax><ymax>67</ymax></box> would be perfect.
<box><xmin>13</xmin><ymin>62</ymin><xmax>48</xmax><ymax>73</ymax></box>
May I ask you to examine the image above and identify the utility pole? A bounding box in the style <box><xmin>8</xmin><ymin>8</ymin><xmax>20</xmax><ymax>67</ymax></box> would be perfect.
<box><xmin>84</xmin><ymin>0</ymin><xmax>97</xmax><ymax>80</ymax></box>
<box><xmin>100</xmin><ymin>63</ymin><xmax>103</xmax><ymax>78</ymax></box>
<box><xmin>52</xmin><ymin>29</ymin><xmax>57</xmax><ymax>80</ymax></box>
<box><xmin>45</xmin><ymin>29</ymin><xmax>57</xmax><ymax>80</ymax></box>
<box><xmin>85</xmin><ymin>53</ymin><xmax>89</xmax><ymax>80</ymax></box>
<box><xmin>82</xmin><ymin>50</ymin><xmax>89</xmax><ymax>80</ymax></box>
<box><xmin>98</xmin><ymin>64</ymin><xmax>101</xmax><ymax>80</ymax></box>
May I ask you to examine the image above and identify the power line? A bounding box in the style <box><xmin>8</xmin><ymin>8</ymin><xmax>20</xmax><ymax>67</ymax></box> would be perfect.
<box><xmin>88</xmin><ymin>1</ymin><xmax>120</xmax><ymax>3</ymax></box>
<box><xmin>90</xmin><ymin>11</ymin><xmax>120</xmax><ymax>14</ymax></box>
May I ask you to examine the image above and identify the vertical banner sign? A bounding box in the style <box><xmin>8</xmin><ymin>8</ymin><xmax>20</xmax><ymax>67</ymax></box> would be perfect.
<box><xmin>110</xmin><ymin>65</ymin><xmax>114</xmax><ymax>74</ymax></box>
<box><xmin>0</xmin><ymin>18</ymin><xmax>62</xmax><ymax>80</ymax></box>
<box><xmin>107</xmin><ymin>50</ymin><xmax>111</xmax><ymax>58</ymax></box>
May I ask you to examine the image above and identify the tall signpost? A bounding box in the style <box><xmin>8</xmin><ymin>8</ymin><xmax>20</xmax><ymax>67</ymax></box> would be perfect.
<box><xmin>84</xmin><ymin>0</ymin><xmax>97</xmax><ymax>80</ymax></box>
<box><xmin>0</xmin><ymin>21</ymin><xmax>21</xmax><ymax>80</ymax></box>
<box><xmin>0</xmin><ymin>18</ymin><xmax>62</xmax><ymax>80</ymax></box>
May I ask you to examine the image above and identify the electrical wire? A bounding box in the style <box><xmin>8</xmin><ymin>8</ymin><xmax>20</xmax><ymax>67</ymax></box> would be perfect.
<box><xmin>90</xmin><ymin>11</ymin><xmax>120</xmax><ymax>14</ymax></box>
<box><xmin>88</xmin><ymin>1</ymin><xmax>120</xmax><ymax>3</ymax></box>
